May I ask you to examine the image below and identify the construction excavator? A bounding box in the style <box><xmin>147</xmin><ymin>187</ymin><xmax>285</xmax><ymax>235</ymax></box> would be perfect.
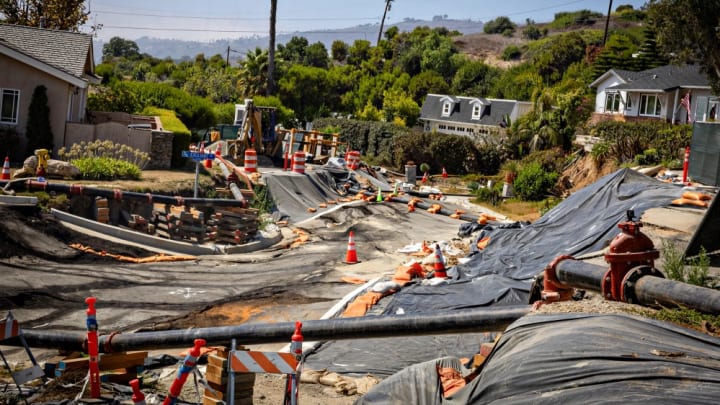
<box><xmin>202</xmin><ymin>98</ymin><xmax>348</xmax><ymax>166</ymax></box>
<box><xmin>201</xmin><ymin>99</ymin><xmax>281</xmax><ymax>164</ymax></box>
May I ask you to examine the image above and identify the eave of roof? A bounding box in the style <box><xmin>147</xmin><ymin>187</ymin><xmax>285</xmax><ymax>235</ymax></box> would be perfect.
<box><xmin>0</xmin><ymin>42</ymin><xmax>88</xmax><ymax>88</ymax></box>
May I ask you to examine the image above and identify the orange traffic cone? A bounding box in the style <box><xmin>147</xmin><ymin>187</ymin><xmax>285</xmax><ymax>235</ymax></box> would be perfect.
<box><xmin>344</xmin><ymin>231</ymin><xmax>359</xmax><ymax>264</ymax></box>
<box><xmin>215</xmin><ymin>144</ymin><xmax>222</xmax><ymax>157</ymax></box>
<box><xmin>433</xmin><ymin>244</ymin><xmax>447</xmax><ymax>279</ymax></box>
<box><xmin>442</xmin><ymin>167</ymin><xmax>448</xmax><ymax>178</ymax></box>
<box><xmin>421</xmin><ymin>172</ymin><xmax>428</xmax><ymax>183</ymax></box>
<box><xmin>1</xmin><ymin>156</ymin><xmax>10</xmax><ymax>180</ymax></box>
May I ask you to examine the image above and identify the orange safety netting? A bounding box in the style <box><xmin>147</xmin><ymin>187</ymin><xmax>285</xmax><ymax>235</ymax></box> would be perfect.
<box><xmin>69</xmin><ymin>243</ymin><xmax>197</xmax><ymax>263</ymax></box>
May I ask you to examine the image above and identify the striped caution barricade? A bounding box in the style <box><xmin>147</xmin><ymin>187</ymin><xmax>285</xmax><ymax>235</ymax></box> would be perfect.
<box><xmin>0</xmin><ymin>311</ymin><xmax>46</xmax><ymax>395</ymax></box>
<box><xmin>227</xmin><ymin>322</ymin><xmax>303</xmax><ymax>405</ymax></box>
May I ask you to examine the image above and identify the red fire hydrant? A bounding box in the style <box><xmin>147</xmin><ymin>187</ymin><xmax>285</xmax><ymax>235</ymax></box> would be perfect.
<box><xmin>603</xmin><ymin>210</ymin><xmax>659</xmax><ymax>302</ymax></box>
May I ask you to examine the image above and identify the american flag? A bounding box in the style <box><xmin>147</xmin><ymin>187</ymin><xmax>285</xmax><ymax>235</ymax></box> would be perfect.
<box><xmin>681</xmin><ymin>92</ymin><xmax>692</xmax><ymax>123</ymax></box>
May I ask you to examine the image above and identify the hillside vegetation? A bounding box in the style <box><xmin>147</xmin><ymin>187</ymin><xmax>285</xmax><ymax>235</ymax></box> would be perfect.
<box><xmin>86</xmin><ymin>4</ymin><xmax>694</xmax><ymax>205</ymax></box>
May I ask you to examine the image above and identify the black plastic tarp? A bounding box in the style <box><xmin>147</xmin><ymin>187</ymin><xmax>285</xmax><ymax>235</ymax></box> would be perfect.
<box><xmin>304</xmin><ymin>333</ymin><xmax>499</xmax><ymax>378</ymax></box>
<box><xmin>380</xmin><ymin>275</ymin><xmax>528</xmax><ymax>316</ymax></box>
<box><xmin>454</xmin><ymin>169</ymin><xmax>683</xmax><ymax>281</ymax></box>
<box><xmin>357</xmin><ymin>313</ymin><xmax>720</xmax><ymax>404</ymax></box>
<box><xmin>264</xmin><ymin>168</ymin><xmax>350</xmax><ymax>223</ymax></box>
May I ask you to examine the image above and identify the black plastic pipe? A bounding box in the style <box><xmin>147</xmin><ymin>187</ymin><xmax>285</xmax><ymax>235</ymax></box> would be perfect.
<box><xmin>634</xmin><ymin>276</ymin><xmax>720</xmax><ymax>315</ymax></box>
<box><xmin>17</xmin><ymin>306</ymin><xmax>531</xmax><ymax>352</ymax></box>
<box><xmin>554</xmin><ymin>259</ymin><xmax>720</xmax><ymax>314</ymax></box>
<box><xmin>0</xmin><ymin>180</ymin><xmax>245</xmax><ymax>207</ymax></box>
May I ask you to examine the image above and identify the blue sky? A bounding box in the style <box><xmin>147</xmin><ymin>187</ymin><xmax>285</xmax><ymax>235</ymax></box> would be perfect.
<box><xmin>84</xmin><ymin>0</ymin><xmax>649</xmax><ymax>42</ymax></box>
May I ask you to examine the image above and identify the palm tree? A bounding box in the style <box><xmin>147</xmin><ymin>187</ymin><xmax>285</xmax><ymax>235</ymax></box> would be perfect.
<box><xmin>238</xmin><ymin>47</ymin><xmax>269</xmax><ymax>97</ymax></box>
<box><xmin>268</xmin><ymin>0</ymin><xmax>277</xmax><ymax>95</ymax></box>
<box><xmin>377</xmin><ymin>0</ymin><xmax>393</xmax><ymax>46</ymax></box>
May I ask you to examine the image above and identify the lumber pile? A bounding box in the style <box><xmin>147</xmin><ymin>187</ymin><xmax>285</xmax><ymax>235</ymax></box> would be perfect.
<box><xmin>47</xmin><ymin>351</ymin><xmax>147</xmax><ymax>384</ymax></box>
<box><xmin>212</xmin><ymin>207</ymin><xmax>259</xmax><ymax>245</ymax></box>
<box><xmin>203</xmin><ymin>347</ymin><xmax>255</xmax><ymax>405</ymax></box>
<box><xmin>95</xmin><ymin>197</ymin><xmax>109</xmax><ymax>224</ymax></box>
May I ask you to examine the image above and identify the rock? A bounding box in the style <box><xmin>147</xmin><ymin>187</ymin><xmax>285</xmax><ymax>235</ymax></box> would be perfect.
<box><xmin>12</xmin><ymin>155</ymin><xmax>79</xmax><ymax>178</ymax></box>
<box><xmin>48</xmin><ymin>159</ymin><xmax>80</xmax><ymax>178</ymax></box>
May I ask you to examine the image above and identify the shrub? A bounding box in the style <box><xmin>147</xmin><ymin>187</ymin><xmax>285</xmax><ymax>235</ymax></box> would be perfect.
<box><xmin>58</xmin><ymin>140</ymin><xmax>148</xmax><ymax>179</ymax></box>
<box><xmin>25</xmin><ymin>85</ymin><xmax>54</xmax><ymax>156</ymax></box>
<box><xmin>514</xmin><ymin>161</ymin><xmax>559</xmax><ymax>201</ymax></box>
<box><xmin>502</xmin><ymin>45</ymin><xmax>522</xmax><ymax>61</ymax></box>
<box><xmin>71</xmin><ymin>157</ymin><xmax>141</xmax><ymax>180</ymax></box>
<box><xmin>0</xmin><ymin>126</ymin><xmax>22</xmax><ymax>161</ymax></box>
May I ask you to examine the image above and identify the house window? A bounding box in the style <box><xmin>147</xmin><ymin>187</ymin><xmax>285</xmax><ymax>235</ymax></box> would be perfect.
<box><xmin>472</xmin><ymin>104</ymin><xmax>481</xmax><ymax>119</ymax></box>
<box><xmin>442</xmin><ymin>102</ymin><xmax>451</xmax><ymax>117</ymax></box>
<box><xmin>1</xmin><ymin>89</ymin><xmax>20</xmax><ymax>125</ymax></box>
<box><xmin>604</xmin><ymin>92</ymin><xmax>621</xmax><ymax>112</ymax></box>
<box><xmin>707</xmin><ymin>98</ymin><xmax>719</xmax><ymax>121</ymax></box>
<box><xmin>639</xmin><ymin>94</ymin><xmax>661</xmax><ymax>117</ymax></box>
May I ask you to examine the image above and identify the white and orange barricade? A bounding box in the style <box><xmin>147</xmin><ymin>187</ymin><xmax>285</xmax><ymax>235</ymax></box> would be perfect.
<box><xmin>244</xmin><ymin>148</ymin><xmax>257</xmax><ymax>173</ymax></box>
<box><xmin>346</xmin><ymin>150</ymin><xmax>360</xmax><ymax>170</ymax></box>
<box><xmin>292</xmin><ymin>151</ymin><xmax>306</xmax><ymax>174</ymax></box>
<box><xmin>0</xmin><ymin>311</ymin><xmax>46</xmax><ymax>396</ymax></box>
<box><xmin>227</xmin><ymin>322</ymin><xmax>304</xmax><ymax>405</ymax></box>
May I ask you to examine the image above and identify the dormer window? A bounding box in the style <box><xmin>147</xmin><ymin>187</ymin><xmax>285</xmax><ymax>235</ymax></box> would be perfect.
<box><xmin>469</xmin><ymin>98</ymin><xmax>486</xmax><ymax>120</ymax></box>
<box><xmin>442</xmin><ymin>102</ymin><xmax>451</xmax><ymax>117</ymax></box>
<box><xmin>472</xmin><ymin>104</ymin><xmax>481</xmax><ymax>120</ymax></box>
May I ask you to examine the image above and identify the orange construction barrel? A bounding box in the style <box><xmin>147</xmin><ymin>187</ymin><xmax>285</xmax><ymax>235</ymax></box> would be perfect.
<box><xmin>292</xmin><ymin>151</ymin><xmax>306</xmax><ymax>174</ymax></box>
<box><xmin>346</xmin><ymin>150</ymin><xmax>360</xmax><ymax>170</ymax></box>
<box><xmin>244</xmin><ymin>148</ymin><xmax>257</xmax><ymax>173</ymax></box>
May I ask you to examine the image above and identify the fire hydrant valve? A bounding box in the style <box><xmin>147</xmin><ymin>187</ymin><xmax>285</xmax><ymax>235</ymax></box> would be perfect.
<box><xmin>603</xmin><ymin>212</ymin><xmax>659</xmax><ymax>302</ymax></box>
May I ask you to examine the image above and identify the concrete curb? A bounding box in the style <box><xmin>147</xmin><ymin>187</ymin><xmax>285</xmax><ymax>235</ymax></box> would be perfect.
<box><xmin>51</xmin><ymin>208</ymin><xmax>282</xmax><ymax>256</ymax></box>
<box><xmin>0</xmin><ymin>195</ymin><xmax>38</xmax><ymax>206</ymax></box>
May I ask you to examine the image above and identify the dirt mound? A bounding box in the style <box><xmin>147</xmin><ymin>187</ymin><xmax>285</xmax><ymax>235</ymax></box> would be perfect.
<box><xmin>558</xmin><ymin>154</ymin><xmax>619</xmax><ymax>196</ymax></box>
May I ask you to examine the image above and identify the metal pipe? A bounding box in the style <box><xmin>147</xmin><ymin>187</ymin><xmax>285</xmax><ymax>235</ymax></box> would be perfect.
<box><xmin>17</xmin><ymin>306</ymin><xmax>531</xmax><ymax>352</ymax></box>
<box><xmin>3</xmin><ymin>180</ymin><xmax>245</xmax><ymax>207</ymax></box>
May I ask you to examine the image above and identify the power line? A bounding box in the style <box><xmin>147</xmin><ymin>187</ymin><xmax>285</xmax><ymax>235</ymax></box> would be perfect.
<box><xmin>94</xmin><ymin>8</ymin><xmax>380</xmax><ymax>22</ymax></box>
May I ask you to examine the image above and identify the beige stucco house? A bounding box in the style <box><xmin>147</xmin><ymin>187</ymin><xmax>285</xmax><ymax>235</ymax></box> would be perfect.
<box><xmin>0</xmin><ymin>23</ymin><xmax>99</xmax><ymax>157</ymax></box>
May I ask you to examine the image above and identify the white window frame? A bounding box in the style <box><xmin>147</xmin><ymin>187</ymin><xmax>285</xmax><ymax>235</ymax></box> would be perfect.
<box><xmin>442</xmin><ymin>102</ymin><xmax>451</xmax><ymax>117</ymax></box>
<box><xmin>707</xmin><ymin>97</ymin><xmax>719</xmax><ymax>121</ymax></box>
<box><xmin>639</xmin><ymin>94</ymin><xmax>661</xmax><ymax>117</ymax></box>
<box><xmin>604</xmin><ymin>92</ymin><xmax>621</xmax><ymax>113</ymax></box>
<box><xmin>1</xmin><ymin>88</ymin><xmax>20</xmax><ymax>125</ymax></box>
<box><xmin>471</xmin><ymin>104</ymin><xmax>481</xmax><ymax>120</ymax></box>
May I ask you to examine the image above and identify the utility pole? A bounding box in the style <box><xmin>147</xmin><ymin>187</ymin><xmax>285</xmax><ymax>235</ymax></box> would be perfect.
<box><xmin>226</xmin><ymin>45</ymin><xmax>230</xmax><ymax>70</ymax></box>
<box><xmin>603</xmin><ymin>0</ymin><xmax>613</xmax><ymax>46</ymax></box>
<box><xmin>268</xmin><ymin>0</ymin><xmax>277</xmax><ymax>95</ymax></box>
<box><xmin>377</xmin><ymin>0</ymin><xmax>393</xmax><ymax>46</ymax></box>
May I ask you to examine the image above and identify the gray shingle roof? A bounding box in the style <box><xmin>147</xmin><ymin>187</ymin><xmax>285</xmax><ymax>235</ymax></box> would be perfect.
<box><xmin>0</xmin><ymin>23</ymin><xmax>93</xmax><ymax>79</ymax></box>
<box><xmin>420</xmin><ymin>94</ymin><xmax>515</xmax><ymax>126</ymax></box>
<box><xmin>607</xmin><ymin>64</ymin><xmax>709</xmax><ymax>91</ymax></box>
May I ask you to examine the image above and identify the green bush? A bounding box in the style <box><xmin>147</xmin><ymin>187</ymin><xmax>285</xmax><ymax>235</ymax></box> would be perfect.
<box><xmin>502</xmin><ymin>45</ymin><xmax>522</xmax><ymax>61</ymax></box>
<box><xmin>72</xmin><ymin>157</ymin><xmax>141</xmax><ymax>180</ymax></box>
<box><xmin>514</xmin><ymin>161</ymin><xmax>559</xmax><ymax>201</ymax></box>
<box><xmin>589</xmin><ymin>121</ymin><xmax>691</xmax><ymax>164</ymax></box>
<box><xmin>58</xmin><ymin>140</ymin><xmax>147</xmax><ymax>179</ymax></box>
<box><xmin>0</xmin><ymin>126</ymin><xmax>22</xmax><ymax>161</ymax></box>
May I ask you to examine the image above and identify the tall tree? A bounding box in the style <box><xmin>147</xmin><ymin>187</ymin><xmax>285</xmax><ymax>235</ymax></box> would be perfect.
<box><xmin>0</xmin><ymin>0</ymin><xmax>88</xmax><ymax>30</ymax></box>
<box><xmin>25</xmin><ymin>85</ymin><xmax>53</xmax><ymax>156</ymax></box>
<box><xmin>268</xmin><ymin>0</ymin><xmax>277</xmax><ymax>95</ymax></box>
<box><xmin>377</xmin><ymin>0</ymin><xmax>393</xmax><ymax>46</ymax></box>
<box><xmin>647</xmin><ymin>0</ymin><xmax>720</xmax><ymax>93</ymax></box>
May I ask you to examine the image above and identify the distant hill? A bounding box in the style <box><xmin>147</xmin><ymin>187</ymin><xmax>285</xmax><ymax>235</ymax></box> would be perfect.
<box><xmin>92</xmin><ymin>17</ymin><xmax>484</xmax><ymax>63</ymax></box>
